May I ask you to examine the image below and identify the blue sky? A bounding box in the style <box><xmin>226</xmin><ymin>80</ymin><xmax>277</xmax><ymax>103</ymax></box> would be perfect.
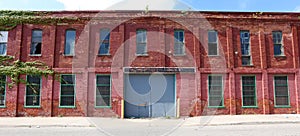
<box><xmin>0</xmin><ymin>0</ymin><xmax>300</xmax><ymax>12</ymax></box>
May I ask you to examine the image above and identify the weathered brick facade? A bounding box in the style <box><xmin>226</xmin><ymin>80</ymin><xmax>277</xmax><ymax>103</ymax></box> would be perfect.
<box><xmin>1</xmin><ymin>10</ymin><xmax>300</xmax><ymax>117</ymax></box>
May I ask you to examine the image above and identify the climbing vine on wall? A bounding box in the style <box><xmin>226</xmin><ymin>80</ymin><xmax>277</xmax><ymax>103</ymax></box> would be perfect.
<box><xmin>0</xmin><ymin>56</ymin><xmax>54</xmax><ymax>88</ymax></box>
<box><xmin>0</xmin><ymin>10</ymin><xmax>85</xmax><ymax>30</ymax></box>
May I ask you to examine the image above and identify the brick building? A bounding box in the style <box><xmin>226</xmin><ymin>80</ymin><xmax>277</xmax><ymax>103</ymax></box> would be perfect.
<box><xmin>0</xmin><ymin>10</ymin><xmax>300</xmax><ymax>117</ymax></box>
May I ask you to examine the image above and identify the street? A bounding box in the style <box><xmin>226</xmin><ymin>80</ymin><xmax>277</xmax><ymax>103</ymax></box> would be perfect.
<box><xmin>1</xmin><ymin>123</ymin><xmax>300</xmax><ymax>136</ymax></box>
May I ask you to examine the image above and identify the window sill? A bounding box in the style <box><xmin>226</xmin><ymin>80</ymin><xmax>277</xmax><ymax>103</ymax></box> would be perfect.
<box><xmin>173</xmin><ymin>54</ymin><xmax>186</xmax><ymax>56</ymax></box>
<box><xmin>136</xmin><ymin>54</ymin><xmax>149</xmax><ymax>56</ymax></box>
<box><xmin>59</xmin><ymin>106</ymin><xmax>76</xmax><ymax>108</ymax></box>
<box><xmin>208</xmin><ymin>55</ymin><xmax>220</xmax><ymax>57</ymax></box>
<box><xmin>98</xmin><ymin>54</ymin><xmax>111</xmax><ymax>57</ymax></box>
<box><xmin>95</xmin><ymin>106</ymin><xmax>112</xmax><ymax>109</ymax></box>
<box><xmin>274</xmin><ymin>55</ymin><xmax>286</xmax><ymax>58</ymax></box>
<box><xmin>24</xmin><ymin>106</ymin><xmax>41</xmax><ymax>108</ymax></box>
<box><xmin>63</xmin><ymin>55</ymin><xmax>75</xmax><ymax>57</ymax></box>
<box><xmin>274</xmin><ymin>105</ymin><xmax>290</xmax><ymax>108</ymax></box>
<box><xmin>242</xmin><ymin>106</ymin><xmax>258</xmax><ymax>108</ymax></box>
<box><xmin>242</xmin><ymin>64</ymin><xmax>254</xmax><ymax>67</ymax></box>
<box><xmin>0</xmin><ymin>106</ymin><xmax>6</xmax><ymax>108</ymax></box>
<box><xmin>208</xmin><ymin>106</ymin><xmax>225</xmax><ymax>109</ymax></box>
<box><xmin>29</xmin><ymin>54</ymin><xmax>42</xmax><ymax>57</ymax></box>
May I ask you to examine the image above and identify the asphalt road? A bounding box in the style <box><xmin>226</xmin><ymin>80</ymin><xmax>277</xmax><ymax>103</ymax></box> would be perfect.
<box><xmin>1</xmin><ymin>123</ymin><xmax>300</xmax><ymax>136</ymax></box>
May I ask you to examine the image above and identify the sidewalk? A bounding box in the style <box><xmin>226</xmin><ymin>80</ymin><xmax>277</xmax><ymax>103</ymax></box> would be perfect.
<box><xmin>0</xmin><ymin>114</ymin><xmax>300</xmax><ymax>127</ymax></box>
<box><xmin>184</xmin><ymin>114</ymin><xmax>300</xmax><ymax>126</ymax></box>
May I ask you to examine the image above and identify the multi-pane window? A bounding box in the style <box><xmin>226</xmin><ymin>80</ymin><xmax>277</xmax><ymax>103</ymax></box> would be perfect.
<box><xmin>208</xmin><ymin>30</ymin><xmax>218</xmax><ymax>55</ymax></box>
<box><xmin>99</xmin><ymin>28</ymin><xmax>110</xmax><ymax>55</ymax></box>
<box><xmin>0</xmin><ymin>31</ymin><xmax>8</xmax><ymax>56</ymax></box>
<box><xmin>208</xmin><ymin>75</ymin><xmax>223</xmax><ymax>107</ymax></box>
<box><xmin>136</xmin><ymin>29</ymin><xmax>147</xmax><ymax>55</ymax></box>
<box><xmin>30</xmin><ymin>30</ymin><xmax>42</xmax><ymax>55</ymax></box>
<box><xmin>64</xmin><ymin>30</ymin><xmax>76</xmax><ymax>56</ymax></box>
<box><xmin>25</xmin><ymin>75</ymin><xmax>41</xmax><ymax>107</ymax></box>
<box><xmin>241</xmin><ymin>76</ymin><xmax>256</xmax><ymax>107</ymax></box>
<box><xmin>240</xmin><ymin>31</ymin><xmax>252</xmax><ymax>65</ymax></box>
<box><xmin>274</xmin><ymin>76</ymin><xmax>289</xmax><ymax>106</ymax></box>
<box><xmin>174</xmin><ymin>30</ymin><xmax>185</xmax><ymax>55</ymax></box>
<box><xmin>95</xmin><ymin>75</ymin><xmax>111</xmax><ymax>107</ymax></box>
<box><xmin>60</xmin><ymin>75</ymin><xmax>76</xmax><ymax>107</ymax></box>
<box><xmin>272</xmin><ymin>31</ymin><xmax>283</xmax><ymax>56</ymax></box>
<box><xmin>0</xmin><ymin>75</ymin><xmax>6</xmax><ymax>107</ymax></box>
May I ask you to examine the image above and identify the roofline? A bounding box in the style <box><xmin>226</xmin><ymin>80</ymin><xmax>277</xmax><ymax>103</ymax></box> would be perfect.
<box><xmin>2</xmin><ymin>10</ymin><xmax>300</xmax><ymax>15</ymax></box>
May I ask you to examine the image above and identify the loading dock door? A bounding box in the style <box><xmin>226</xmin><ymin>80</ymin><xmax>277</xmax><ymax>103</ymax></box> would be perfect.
<box><xmin>124</xmin><ymin>74</ymin><xmax>175</xmax><ymax>118</ymax></box>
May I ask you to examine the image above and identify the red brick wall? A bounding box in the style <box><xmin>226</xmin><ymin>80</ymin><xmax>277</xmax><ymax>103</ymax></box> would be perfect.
<box><xmin>2</xmin><ymin>11</ymin><xmax>300</xmax><ymax>117</ymax></box>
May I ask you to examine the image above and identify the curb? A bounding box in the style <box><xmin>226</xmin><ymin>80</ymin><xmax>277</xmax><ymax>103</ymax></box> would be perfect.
<box><xmin>0</xmin><ymin>124</ymin><xmax>94</xmax><ymax>128</ymax></box>
<box><xmin>185</xmin><ymin>121</ymin><xmax>300</xmax><ymax>127</ymax></box>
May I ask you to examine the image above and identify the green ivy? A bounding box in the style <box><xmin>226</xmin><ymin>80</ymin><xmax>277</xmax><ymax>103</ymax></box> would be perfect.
<box><xmin>0</xmin><ymin>56</ymin><xmax>54</xmax><ymax>88</ymax></box>
<box><xmin>0</xmin><ymin>10</ymin><xmax>85</xmax><ymax>30</ymax></box>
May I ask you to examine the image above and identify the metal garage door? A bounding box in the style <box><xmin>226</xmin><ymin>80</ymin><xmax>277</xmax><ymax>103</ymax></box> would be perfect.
<box><xmin>124</xmin><ymin>74</ymin><xmax>176</xmax><ymax>118</ymax></box>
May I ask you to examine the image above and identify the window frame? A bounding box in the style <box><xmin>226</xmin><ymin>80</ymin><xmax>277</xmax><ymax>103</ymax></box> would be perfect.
<box><xmin>30</xmin><ymin>29</ymin><xmax>43</xmax><ymax>56</ymax></box>
<box><xmin>0</xmin><ymin>75</ymin><xmax>6</xmax><ymax>108</ymax></box>
<box><xmin>0</xmin><ymin>31</ymin><xmax>8</xmax><ymax>56</ymax></box>
<box><xmin>207</xmin><ymin>30</ymin><xmax>219</xmax><ymax>56</ymax></box>
<box><xmin>95</xmin><ymin>74</ymin><xmax>112</xmax><ymax>108</ymax></box>
<box><xmin>273</xmin><ymin>75</ymin><xmax>290</xmax><ymax>108</ymax></box>
<box><xmin>98</xmin><ymin>28</ymin><xmax>111</xmax><ymax>56</ymax></box>
<box><xmin>24</xmin><ymin>75</ymin><xmax>42</xmax><ymax>108</ymax></box>
<box><xmin>59</xmin><ymin>74</ymin><xmax>76</xmax><ymax>108</ymax></box>
<box><xmin>174</xmin><ymin>29</ymin><xmax>185</xmax><ymax>56</ymax></box>
<box><xmin>241</xmin><ymin>75</ymin><xmax>257</xmax><ymax>108</ymax></box>
<box><xmin>64</xmin><ymin>29</ymin><xmax>76</xmax><ymax>56</ymax></box>
<box><xmin>136</xmin><ymin>29</ymin><xmax>148</xmax><ymax>56</ymax></box>
<box><xmin>208</xmin><ymin>75</ymin><xmax>224</xmax><ymax>108</ymax></box>
<box><xmin>240</xmin><ymin>30</ymin><xmax>252</xmax><ymax>66</ymax></box>
<box><xmin>272</xmin><ymin>31</ymin><xmax>284</xmax><ymax>56</ymax></box>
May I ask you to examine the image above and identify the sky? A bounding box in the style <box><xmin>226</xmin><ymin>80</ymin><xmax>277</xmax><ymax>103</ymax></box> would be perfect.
<box><xmin>0</xmin><ymin>0</ymin><xmax>300</xmax><ymax>12</ymax></box>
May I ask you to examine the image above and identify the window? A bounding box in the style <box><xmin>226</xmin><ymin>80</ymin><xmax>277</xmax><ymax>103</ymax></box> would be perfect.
<box><xmin>25</xmin><ymin>75</ymin><xmax>41</xmax><ymax>107</ymax></box>
<box><xmin>30</xmin><ymin>30</ymin><xmax>42</xmax><ymax>55</ymax></box>
<box><xmin>99</xmin><ymin>28</ymin><xmax>110</xmax><ymax>55</ymax></box>
<box><xmin>95</xmin><ymin>75</ymin><xmax>111</xmax><ymax>107</ymax></box>
<box><xmin>274</xmin><ymin>76</ymin><xmax>289</xmax><ymax>107</ymax></box>
<box><xmin>174</xmin><ymin>30</ymin><xmax>185</xmax><ymax>55</ymax></box>
<box><xmin>208</xmin><ymin>75</ymin><xmax>223</xmax><ymax>107</ymax></box>
<box><xmin>208</xmin><ymin>30</ymin><xmax>218</xmax><ymax>55</ymax></box>
<box><xmin>241</xmin><ymin>76</ymin><xmax>256</xmax><ymax>107</ymax></box>
<box><xmin>272</xmin><ymin>31</ymin><xmax>283</xmax><ymax>56</ymax></box>
<box><xmin>136</xmin><ymin>29</ymin><xmax>147</xmax><ymax>55</ymax></box>
<box><xmin>60</xmin><ymin>75</ymin><xmax>76</xmax><ymax>107</ymax></box>
<box><xmin>240</xmin><ymin>31</ymin><xmax>252</xmax><ymax>65</ymax></box>
<box><xmin>0</xmin><ymin>31</ymin><xmax>8</xmax><ymax>56</ymax></box>
<box><xmin>64</xmin><ymin>30</ymin><xmax>76</xmax><ymax>56</ymax></box>
<box><xmin>0</xmin><ymin>75</ymin><xmax>6</xmax><ymax>107</ymax></box>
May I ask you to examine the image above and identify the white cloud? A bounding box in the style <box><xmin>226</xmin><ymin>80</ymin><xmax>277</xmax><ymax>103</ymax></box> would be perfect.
<box><xmin>56</xmin><ymin>0</ymin><xmax>122</xmax><ymax>10</ymax></box>
<box><xmin>294</xmin><ymin>6</ymin><xmax>300</xmax><ymax>12</ymax></box>
<box><xmin>108</xmin><ymin>0</ymin><xmax>176</xmax><ymax>10</ymax></box>
<box><xmin>56</xmin><ymin>0</ymin><xmax>189</xmax><ymax>10</ymax></box>
<box><xmin>238</xmin><ymin>0</ymin><xmax>249</xmax><ymax>10</ymax></box>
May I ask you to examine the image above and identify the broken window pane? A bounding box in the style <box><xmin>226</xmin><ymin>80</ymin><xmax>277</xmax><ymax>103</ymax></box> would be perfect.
<box><xmin>272</xmin><ymin>31</ymin><xmax>283</xmax><ymax>56</ymax></box>
<box><xmin>64</xmin><ymin>30</ymin><xmax>76</xmax><ymax>56</ymax></box>
<box><xmin>174</xmin><ymin>30</ymin><xmax>185</xmax><ymax>55</ymax></box>
<box><xmin>99</xmin><ymin>28</ymin><xmax>110</xmax><ymax>55</ymax></box>
<box><xmin>0</xmin><ymin>31</ymin><xmax>8</xmax><ymax>56</ymax></box>
<box><xmin>30</xmin><ymin>30</ymin><xmax>42</xmax><ymax>55</ymax></box>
